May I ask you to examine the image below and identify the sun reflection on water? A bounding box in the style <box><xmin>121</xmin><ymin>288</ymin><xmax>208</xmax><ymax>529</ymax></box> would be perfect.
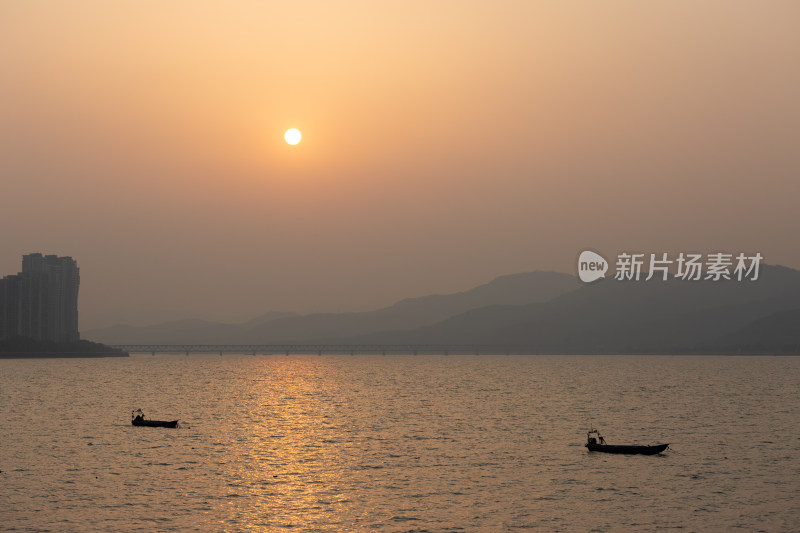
<box><xmin>207</xmin><ymin>357</ymin><xmax>359</xmax><ymax>530</ymax></box>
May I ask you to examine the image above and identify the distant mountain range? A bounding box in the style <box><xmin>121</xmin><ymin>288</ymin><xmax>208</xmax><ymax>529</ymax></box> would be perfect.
<box><xmin>85</xmin><ymin>266</ymin><xmax>800</xmax><ymax>354</ymax></box>
<box><xmin>353</xmin><ymin>264</ymin><xmax>800</xmax><ymax>354</ymax></box>
<box><xmin>84</xmin><ymin>271</ymin><xmax>580</xmax><ymax>345</ymax></box>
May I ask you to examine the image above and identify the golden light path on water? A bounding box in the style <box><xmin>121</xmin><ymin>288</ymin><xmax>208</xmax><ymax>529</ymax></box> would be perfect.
<box><xmin>220</xmin><ymin>357</ymin><xmax>352</xmax><ymax>529</ymax></box>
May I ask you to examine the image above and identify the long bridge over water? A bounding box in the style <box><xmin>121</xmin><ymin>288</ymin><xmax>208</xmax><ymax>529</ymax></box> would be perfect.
<box><xmin>110</xmin><ymin>344</ymin><xmax>542</xmax><ymax>356</ymax></box>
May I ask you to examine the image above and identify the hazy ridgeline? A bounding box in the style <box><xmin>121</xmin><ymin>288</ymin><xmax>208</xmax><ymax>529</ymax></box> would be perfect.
<box><xmin>87</xmin><ymin>266</ymin><xmax>800</xmax><ymax>354</ymax></box>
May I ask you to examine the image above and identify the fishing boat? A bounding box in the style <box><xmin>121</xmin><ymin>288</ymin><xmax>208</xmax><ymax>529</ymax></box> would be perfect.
<box><xmin>585</xmin><ymin>428</ymin><xmax>668</xmax><ymax>455</ymax></box>
<box><xmin>131</xmin><ymin>409</ymin><xmax>178</xmax><ymax>428</ymax></box>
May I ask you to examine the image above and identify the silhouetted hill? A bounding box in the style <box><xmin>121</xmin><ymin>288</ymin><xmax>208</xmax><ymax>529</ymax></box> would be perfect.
<box><xmin>353</xmin><ymin>264</ymin><xmax>800</xmax><ymax>353</ymax></box>
<box><xmin>241</xmin><ymin>271</ymin><xmax>578</xmax><ymax>343</ymax></box>
<box><xmin>720</xmin><ymin>309</ymin><xmax>800</xmax><ymax>351</ymax></box>
<box><xmin>84</xmin><ymin>270</ymin><xmax>579</xmax><ymax>344</ymax></box>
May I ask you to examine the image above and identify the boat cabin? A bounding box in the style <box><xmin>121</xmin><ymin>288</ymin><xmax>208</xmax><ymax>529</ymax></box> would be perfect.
<box><xmin>586</xmin><ymin>428</ymin><xmax>606</xmax><ymax>446</ymax></box>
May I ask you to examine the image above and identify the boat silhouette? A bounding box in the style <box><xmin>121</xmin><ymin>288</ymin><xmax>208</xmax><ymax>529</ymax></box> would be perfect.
<box><xmin>585</xmin><ymin>428</ymin><xmax>668</xmax><ymax>455</ymax></box>
<box><xmin>131</xmin><ymin>409</ymin><xmax>178</xmax><ymax>428</ymax></box>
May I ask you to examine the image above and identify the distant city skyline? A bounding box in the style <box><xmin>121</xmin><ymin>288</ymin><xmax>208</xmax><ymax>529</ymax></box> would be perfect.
<box><xmin>2</xmin><ymin>2</ymin><xmax>799</xmax><ymax>329</ymax></box>
<box><xmin>0</xmin><ymin>254</ymin><xmax>80</xmax><ymax>342</ymax></box>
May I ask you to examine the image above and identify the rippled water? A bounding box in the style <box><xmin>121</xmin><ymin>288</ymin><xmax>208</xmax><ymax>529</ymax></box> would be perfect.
<box><xmin>1</xmin><ymin>354</ymin><xmax>798</xmax><ymax>531</ymax></box>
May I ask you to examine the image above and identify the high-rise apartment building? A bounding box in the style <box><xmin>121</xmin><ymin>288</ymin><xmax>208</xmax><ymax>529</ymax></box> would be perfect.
<box><xmin>0</xmin><ymin>274</ymin><xmax>21</xmax><ymax>339</ymax></box>
<box><xmin>0</xmin><ymin>254</ymin><xmax>80</xmax><ymax>342</ymax></box>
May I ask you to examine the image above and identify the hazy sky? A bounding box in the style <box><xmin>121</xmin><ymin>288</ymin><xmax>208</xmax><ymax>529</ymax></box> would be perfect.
<box><xmin>2</xmin><ymin>1</ymin><xmax>799</xmax><ymax>329</ymax></box>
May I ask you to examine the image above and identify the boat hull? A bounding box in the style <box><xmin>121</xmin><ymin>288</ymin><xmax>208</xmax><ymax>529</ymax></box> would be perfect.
<box><xmin>586</xmin><ymin>443</ymin><xmax>668</xmax><ymax>455</ymax></box>
<box><xmin>132</xmin><ymin>419</ymin><xmax>178</xmax><ymax>428</ymax></box>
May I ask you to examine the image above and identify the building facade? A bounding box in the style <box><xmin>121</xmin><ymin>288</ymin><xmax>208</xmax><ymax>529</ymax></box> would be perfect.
<box><xmin>0</xmin><ymin>254</ymin><xmax>80</xmax><ymax>342</ymax></box>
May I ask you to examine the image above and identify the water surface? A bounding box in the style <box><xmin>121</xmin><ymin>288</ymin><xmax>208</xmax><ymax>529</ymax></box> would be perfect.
<box><xmin>2</xmin><ymin>355</ymin><xmax>798</xmax><ymax>531</ymax></box>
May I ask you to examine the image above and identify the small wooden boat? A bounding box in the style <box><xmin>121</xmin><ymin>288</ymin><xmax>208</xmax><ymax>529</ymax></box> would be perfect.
<box><xmin>585</xmin><ymin>428</ymin><xmax>668</xmax><ymax>455</ymax></box>
<box><xmin>131</xmin><ymin>409</ymin><xmax>178</xmax><ymax>428</ymax></box>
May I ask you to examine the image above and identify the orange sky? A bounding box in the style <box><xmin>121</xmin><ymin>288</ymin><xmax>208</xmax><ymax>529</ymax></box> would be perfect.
<box><xmin>1</xmin><ymin>1</ymin><xmax>799</xmax><ymax>328</ymax></box>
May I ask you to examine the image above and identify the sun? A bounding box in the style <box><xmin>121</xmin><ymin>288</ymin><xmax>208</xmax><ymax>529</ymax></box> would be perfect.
<box><xmin>284</xmin><ymin>128</ymin><xmax>302</xmax><ymax>145</ymax></box>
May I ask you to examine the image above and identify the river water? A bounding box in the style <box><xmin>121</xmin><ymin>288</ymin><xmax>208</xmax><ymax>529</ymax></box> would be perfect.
<box><xmin>1</xmin><ymin>354</ymin><xmax>798</xmax><ymax>531</ymax></box>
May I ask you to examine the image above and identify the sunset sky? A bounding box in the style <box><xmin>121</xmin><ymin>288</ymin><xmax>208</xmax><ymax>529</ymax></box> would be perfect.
<box><xmin>2</xmin><ymin>1</ymin><xmax>798</xmax><ymax>329</ymax></box>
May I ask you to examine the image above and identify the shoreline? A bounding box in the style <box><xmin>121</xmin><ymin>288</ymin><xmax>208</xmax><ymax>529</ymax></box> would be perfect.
<box><xmin>0</xmin><ymin>352</ymin><xmax>130</xmax><ymax>359</ymax></box>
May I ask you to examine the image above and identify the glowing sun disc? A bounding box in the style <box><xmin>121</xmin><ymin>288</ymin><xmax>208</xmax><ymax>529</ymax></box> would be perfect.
<box><xmin>284</xmin><ymin>128</ymin><xmax>302</xmax><ymax>145</ymax></box>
